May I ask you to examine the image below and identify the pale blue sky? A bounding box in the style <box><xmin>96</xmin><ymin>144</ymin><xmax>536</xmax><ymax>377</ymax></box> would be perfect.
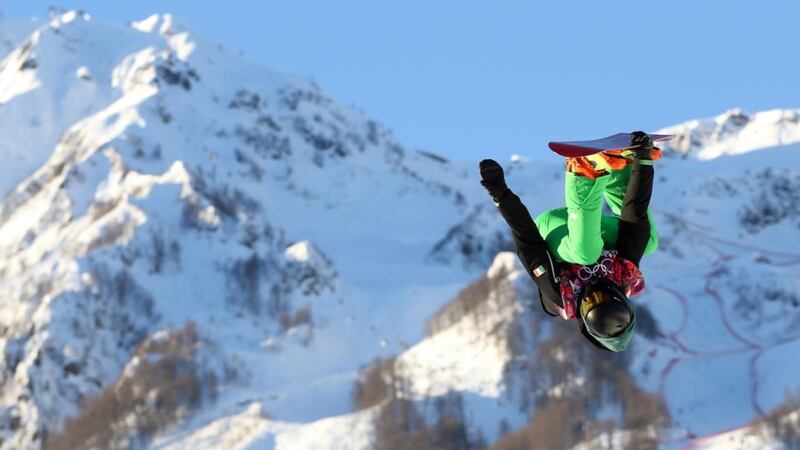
<box><xmin>4</xmin><ymin>1</ymin><xmax>799</xmax><ymax>162</ymax></box>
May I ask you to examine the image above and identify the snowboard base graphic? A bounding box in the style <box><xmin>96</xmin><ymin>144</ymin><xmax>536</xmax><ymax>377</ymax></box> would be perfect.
<box><xmin>549</xmin><ymin>133</ymin><xmax>673</xmax><ymax>157</ymax></box>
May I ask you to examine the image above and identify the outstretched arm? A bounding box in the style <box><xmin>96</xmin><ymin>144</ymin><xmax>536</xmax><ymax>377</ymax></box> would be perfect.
<box><xmin>616</xmin><ymin>132</ymin><xmax>655</xmax><ymax>266</ymax></box>
<box><xmin>480</xmin><ymin>160</ymin><xmax>563</xmax><ymax>309</ymax></box>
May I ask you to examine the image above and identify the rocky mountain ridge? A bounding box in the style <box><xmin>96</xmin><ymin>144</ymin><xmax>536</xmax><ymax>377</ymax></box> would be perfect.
<box><xmin>0</xmin><ymin>10</ymin><xmax>799</xmax><ymax>450</ymax></box>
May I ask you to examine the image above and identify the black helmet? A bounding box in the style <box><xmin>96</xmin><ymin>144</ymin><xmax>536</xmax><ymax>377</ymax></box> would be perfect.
<box><xmin>578</xmin><ymin>278</ymin><xmax>636</xmax><ymax>352</ymax></box>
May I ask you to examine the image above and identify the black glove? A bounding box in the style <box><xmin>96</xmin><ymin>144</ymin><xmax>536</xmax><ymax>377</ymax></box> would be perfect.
<box><xmin>479</xmin><ymin>159</ymin><xmax>509</xmax><ymax>201</ymax></box>
<box><xmin>630</xmin><ymin>131</ymin><xmax>654</xmax><ymax>160</ymax></box>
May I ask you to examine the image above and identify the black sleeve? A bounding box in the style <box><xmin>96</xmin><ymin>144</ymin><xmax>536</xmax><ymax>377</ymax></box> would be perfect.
<box><xmin>495</xmin><ymin>189</ymin><xmax>563</xmax><ymax>309</ymax></box>
<box><xmin>616</xmin><ymin>161</ymin><xmax>654</xmax><ymax>266</ymax></box>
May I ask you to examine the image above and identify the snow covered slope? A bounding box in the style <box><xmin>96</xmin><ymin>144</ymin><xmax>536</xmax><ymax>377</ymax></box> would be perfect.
<box><xmin>389</xmin><ymin>145</ymin><xmax>800</xmax><ymax>449</ymax></box>
<box><xmin>330</xmin><ymin>145</ymin><xmax>800</xmax><ymax>450</ymax></box>
<box><xmin>0</xmin><ymin>11</ymin><xmax>475</xmax><ymax>450</ymax></box>
<box><xmin>1</xmin><ymin>9</ymin><xmax>799</xmax><ymax>450</ymax></box>
<box><xmin>657</xmin><ymin>108</ymin><xmax>800</xmax><ymax>160</ymax></box>
<box><xmin>160</xmin><ymin>142</ymin><xmax>800</xmax><ymax>450</ymax></box>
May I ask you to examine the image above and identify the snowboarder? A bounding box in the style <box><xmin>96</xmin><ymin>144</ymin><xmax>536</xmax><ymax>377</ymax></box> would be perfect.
<box><xmin>479</xmin><ymin>131</ymin><xmax>660</xmax><ymax>352</ymax></box>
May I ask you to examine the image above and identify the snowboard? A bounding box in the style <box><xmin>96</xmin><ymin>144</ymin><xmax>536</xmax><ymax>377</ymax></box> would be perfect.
<box><xmin>548</xmin><ymin>133</ymin><xmax>673</xmax><ymax>157</ymax></box>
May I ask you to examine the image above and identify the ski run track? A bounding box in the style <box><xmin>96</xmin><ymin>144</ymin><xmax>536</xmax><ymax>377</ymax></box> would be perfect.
<box><xmin>650</xmin><ymin>210</ymin><xmax>800</xmax><ymax>449</ymax></box>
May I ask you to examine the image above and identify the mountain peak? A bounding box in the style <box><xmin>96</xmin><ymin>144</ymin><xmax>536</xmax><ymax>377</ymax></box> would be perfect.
<box><xmin>47</xmin><ymin>9</ymin><xmax>92</xmax><ymax>28</ymax></box>
<box><xmin>0</xmin><ymin>12</ymin><xmax>472</xmax><ymax>449</ymax></box>
<box><xmin>658</xmin><ymin>107</ymin><xmax>800</xmax><ymax>159</ymax></box>
<box><xmin>131</xmin><ymin>13</ymin><xmax>182</xmax><ymax>35</ymax></box>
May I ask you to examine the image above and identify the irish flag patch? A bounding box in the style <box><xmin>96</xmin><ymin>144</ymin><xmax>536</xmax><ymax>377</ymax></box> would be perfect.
<box><xmin>533</xmin><ymin>265</ymin><xmax>547</xmax><ymax>277</ymax></box>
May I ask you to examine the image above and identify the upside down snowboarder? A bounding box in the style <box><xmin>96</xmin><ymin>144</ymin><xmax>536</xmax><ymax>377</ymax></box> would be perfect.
<box><xmin>480</xmin><ymin>131</ymin><xmax>661</xmax><ymax>352</ymax></box>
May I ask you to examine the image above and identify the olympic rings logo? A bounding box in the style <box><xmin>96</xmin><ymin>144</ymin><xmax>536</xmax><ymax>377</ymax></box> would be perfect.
<box><xmin>577</xmin><ymin>255</ymin><xmax>615</xmax><ymax>281</ymax></box>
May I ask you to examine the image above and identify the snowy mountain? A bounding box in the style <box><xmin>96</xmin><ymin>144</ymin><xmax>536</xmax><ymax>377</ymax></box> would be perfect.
<box><xmin>0</xmin><ymin>10</ymin><xmax>799</xmax><ymax>450</ymax></box>
<box><xmin>0</xmin><ymin>11</ymin><xmax>473</xmax><ymax>450</ymax></box>
<box><xmin>656</xmin><ymin>108</ymin><xmax>800</xmax><ymax>160</ymax></box>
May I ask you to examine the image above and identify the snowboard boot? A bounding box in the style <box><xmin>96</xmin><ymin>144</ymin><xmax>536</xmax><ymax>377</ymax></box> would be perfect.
<box><xmin>567</xmin><ymin>147</ymin><xmax>664</xmax><ymax>179</ymax></box>
<box><xmin>566</xmin><ymin>155</ymin><xmax>611</xmax><ymax>179</ymax></box>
